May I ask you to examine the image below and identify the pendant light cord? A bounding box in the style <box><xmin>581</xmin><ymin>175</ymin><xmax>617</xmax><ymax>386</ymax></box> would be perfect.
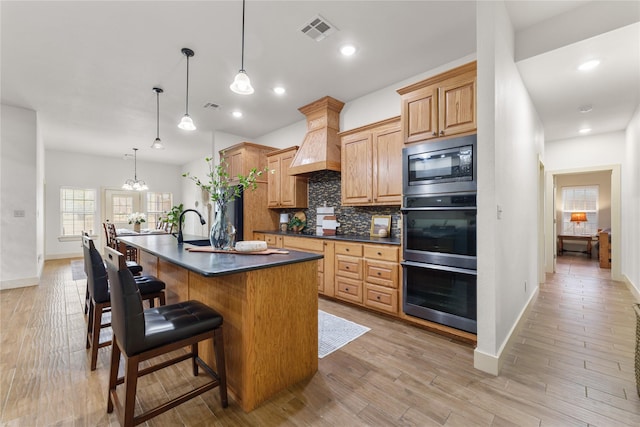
<box><xmin>240</xmin><ymin>0</ymin><xmax>246</xmax><ymax>71</ymax></box>
<box><xmin>134</xmin><ymin>149</ymin><xmax>138</xmax><ymax>180</ymax></box>
<box><xmin>185</xmin><ymin>56</ymin><xmax>190</xmax><ymax>115</ymax></box>
<box><xmin>156</xmin><ymin>92</ymin><xmax>160</xmax><ymax>139</ymax></box>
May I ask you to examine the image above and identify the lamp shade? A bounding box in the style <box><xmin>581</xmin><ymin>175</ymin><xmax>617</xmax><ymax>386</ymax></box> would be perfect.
<box><xmin>178</xmin><ymin>114</ymin><xmax>196</xmax><ymax>131</ymax></box>
<box><xmin>570</xmin><ymin>212</ymin><xmax>587</xmax><ymax>223</ymax></box>
<box><xmin>230</xmin><ymin>70</ymin><xmax>254</xmax><ymax>95</ymax></box>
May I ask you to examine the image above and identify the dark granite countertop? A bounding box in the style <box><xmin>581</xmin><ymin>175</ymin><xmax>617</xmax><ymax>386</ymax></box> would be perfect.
<box><xmin>118</xmin><ymin>234</ymin><xmax>323</xmax><ymax>278</ymax></box>
<box><xmin>255</xmin><ymin>230</ymin><xmax>401</xmax><ymax>246</ymax></box>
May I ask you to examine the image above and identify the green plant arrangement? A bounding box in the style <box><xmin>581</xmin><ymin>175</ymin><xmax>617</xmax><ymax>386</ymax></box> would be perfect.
<box><xmin>182</xmin><ymin>156</ymin><xmax>266</xmax><ymax>208</ymax></box>
<box><xmin>164</xmin><ymin>203</ymin><xmax>184</xmax><ymax>229</ymax></box>
<box><xmin>288</xmin><ymin>216</ymin><xmax>306</xmax><ymax>233</ymax></box>
<box><xmin>182</xmin><ymin>155</ymin><xmax>268</xmax><ymax>249</ymax></box>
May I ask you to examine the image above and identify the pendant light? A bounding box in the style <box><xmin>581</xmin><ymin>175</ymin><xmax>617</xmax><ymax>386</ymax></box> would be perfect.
<box><xmin>178</xmin><ymin>48</ymin><xmax>196</xmax><ymax>130</ymax></box>
<box><xmin>230</xmin><ymin>0</ymin><xmax>254</xmax><ymax>95</ymax></box>
<box><xmin>122</xmin><ymin>148</ymin><xmax>148</xmax><ymax>191</ymax></box>
<box><xmin>151</xmin><ymin>87</ymin><xmax>164</xmax><ymax>149</ymax></box>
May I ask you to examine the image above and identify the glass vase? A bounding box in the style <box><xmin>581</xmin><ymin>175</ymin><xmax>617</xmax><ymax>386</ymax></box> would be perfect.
<box><xmin>209</xmin><ymin>202</ymin><xmax>236</xmax><ymax>250</ymax></box>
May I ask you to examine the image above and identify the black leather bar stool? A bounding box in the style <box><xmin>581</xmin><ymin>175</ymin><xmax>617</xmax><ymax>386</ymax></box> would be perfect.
<box><xmin>104</xmin><ymin>247</ymin><xmax>228</xmax><ymax>427</ymax></box>
<box><xmin>83</xmin><ymin>236</ymin><xmax>166</xmax><ymax>371</ymax></box>
<box><xmin>84</xmin><ymin>230</ymin><xmax>143</xmax><ymax>315</ymax></box>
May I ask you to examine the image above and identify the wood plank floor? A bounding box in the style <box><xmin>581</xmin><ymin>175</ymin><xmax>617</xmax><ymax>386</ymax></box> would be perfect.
<box><xmin>1</xmin><ymin>254</ymin><xmax>638</xmax><ymax>426</ymax></box>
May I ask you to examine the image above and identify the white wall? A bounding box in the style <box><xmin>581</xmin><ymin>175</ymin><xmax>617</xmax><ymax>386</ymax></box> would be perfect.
<box><xmin>475</xmin><ymin>1</ymin><xmax>545</xmax><ymax>374</ymax></box>
<box><xmin>623</xmin><ymin>106</ymin><xmax>640</xmax><ymax>295</ymax></box>
<box><xmin>256</xmin><ymin>55</ymin><xmax>477</xmax><ymax>148</ymax></box>
<box><xmin>45</xmin><ymin>150</ymin><xmax>184</xmax><ymax>259</ymax></box>
<box><xmin>1</xmin><ymin>104</ymin><xmax>41</xmax><ymax>289</ymax></box>
<box><xmin>545</xmin><ymin>131</ymin><xmax>626</xmax><ymax>170</ymax></box>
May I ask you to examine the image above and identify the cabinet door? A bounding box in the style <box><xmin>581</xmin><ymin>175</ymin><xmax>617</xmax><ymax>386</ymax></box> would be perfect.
<box><xmin>402</xmin><ymin>85</ymin><xmax>438</xmax><ymax>144</ymax></box>
<box><xmin>438</xmin><ymin>71</ymin><xmax>476</xmax><ymax>137</ymax></box>
<box><xmin>372</xmin><ymin>124</ymin><xmax>402</xmax><ymax>205</ymax></box>
<box><xmin>341</xmin><ymin>132</ymin><xmax>372</xmax><ymax>205</ymax></box>
<box><xmin>279</xmin><ymin>150</ymin><xmax>297</xmax><ymax>207</ymax></box>
<box><xmin>267</xmin><ymin>155</ymin><xmax>280</xmax><ymax>207</ymax></box>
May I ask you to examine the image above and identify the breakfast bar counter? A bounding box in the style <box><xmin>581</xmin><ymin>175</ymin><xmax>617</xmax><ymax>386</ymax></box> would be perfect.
<box><xmin>118</xmin><ymin>234</ymin><xmax>323</xmax><ymax>412</ymax></box>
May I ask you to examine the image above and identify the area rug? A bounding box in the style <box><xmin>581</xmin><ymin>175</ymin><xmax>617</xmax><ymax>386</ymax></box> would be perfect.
<box><xmin>70</xmin><ymin>260</ymin><xmax>86</xmax><ymax>281</ymax></box>
<box><xmin>318</xmin><ymin>310</ymin><xmax>370</xmax><ymax>358</ymax></box>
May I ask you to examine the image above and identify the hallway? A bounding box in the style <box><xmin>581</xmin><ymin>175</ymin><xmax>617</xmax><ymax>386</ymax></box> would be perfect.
<box><xmin>0</xmin><ymin>255</ymin><xmax>638</xmax><ymax>425</ymax></box>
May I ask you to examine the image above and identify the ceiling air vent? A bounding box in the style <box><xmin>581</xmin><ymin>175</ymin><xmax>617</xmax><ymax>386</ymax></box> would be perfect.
<box><xmin>203</xmin><ymin>102</ymin><xmax>220</xmax><ymax>110</ymax></box>
<box><xmin>300</xmin><ymin>15</ymin><xmax>337</xmax><ymax>41</ymax></box>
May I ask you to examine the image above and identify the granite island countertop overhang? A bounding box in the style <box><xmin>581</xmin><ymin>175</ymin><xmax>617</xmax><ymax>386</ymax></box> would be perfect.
<box><xmin>118</xmin><ymin>234</ymin><xmax>323</xmax><ymax>277</ymax></box>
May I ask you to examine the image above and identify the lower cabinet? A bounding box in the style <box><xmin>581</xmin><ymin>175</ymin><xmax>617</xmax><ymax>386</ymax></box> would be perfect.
<box><xmin>335</xmin><ymin>241</ymin><xmax>399</xmax><ymax>314</ymax></box>
<box><xmin>254</xmin><ymin>233</ymin><xmax>335</xmax><ymax>297</ymax></box>
<box><xmin>255</xmin><ymin>233</ymin><xmax>399</xmax><ymax>314</ymax></box>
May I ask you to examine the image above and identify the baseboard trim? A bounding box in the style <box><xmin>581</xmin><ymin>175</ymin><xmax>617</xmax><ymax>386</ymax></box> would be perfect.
<box><xmin>622</xmin><ymin>274</ymin><xmax>640</xmax><ymax>302</ymax></box>
<box><xmin>474</xmin><ymin>287</ymin><xmax>539</xmax><ymax>376</ymax></box>
<box><xmin>1</xmin><ymin>276</ymin><xmax>39</xmax><ymax>290</ymax></box>
<box><xmin>46</xmin><ymin>252</ymin><xmax>82</xmax><ymax>260</ymax></box>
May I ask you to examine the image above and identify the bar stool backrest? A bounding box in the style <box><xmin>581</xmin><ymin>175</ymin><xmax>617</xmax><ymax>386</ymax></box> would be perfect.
<box><xmin>104</xmin><ymin>246</ymin><xmax>146</xmax><ymax>355</ymax></box>
<box><xmin>82</xmin><ymin>235</ymin><xmax>110</xmax><ymax>303</ymax></box>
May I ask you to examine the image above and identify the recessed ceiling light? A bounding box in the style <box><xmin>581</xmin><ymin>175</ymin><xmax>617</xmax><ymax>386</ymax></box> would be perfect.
<box><xmin>232</xmin><ymin>110</ymin><xmax>242</xmax><ymax>118</ymax></box>
<box><xmin>578</xmin><ymin>60</ymin><xmax>600</xmax><ymax>71</ymax></box>
<box><xmin>340</xmin><ymin>44</ymin><xmax>356</xmax><ymax>56</ymax></box>
<box><xmin>579</xmin><ymin>128</ymin><xmax>592</xmax><ymax>134</ymax></box>
<box><xmin>579</xmin><ymin>104</ymin><xmax>593</xmax><ymax>113</ymax></box>
<box><xmin>273</xmin><ymin>86</ymin><xmax>286</xmax><ymax>95</ymax></box>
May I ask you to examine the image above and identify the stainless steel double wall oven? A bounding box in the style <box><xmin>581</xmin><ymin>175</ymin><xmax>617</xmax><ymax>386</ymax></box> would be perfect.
<box><xmin>401</xmin><ymin>135</ymin><xmax>477</xmax><ymax>333</ymax></box>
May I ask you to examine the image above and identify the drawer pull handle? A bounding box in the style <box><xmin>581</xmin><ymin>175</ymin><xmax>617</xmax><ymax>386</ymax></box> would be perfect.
<box><xmin>377</xmin><ymin>252</ymin><xmax>382</xmax><ymax>256</ymax></box>
<box><xmin>377</xmin><ymin>295</ymin><xmax>381</xmax><ymax>300</ymax></box>
<box><xmin>345</xmin><ymin>287</ymin><xmax>350</xmax><ymax>291</ymax></box>
<box><xmin>377</xmin><ymin>272</ymin><xmax>381</xmax><ymax>276</ymax></box>
<box><xmin>345</xmin><ymin>266</ymin><xmax>350</xmax><ymax>270</ymax></box>
<box><xmin>346</xmin><ymin>248</ymin><xmax>350</xmax><ymax>252</ymax></box>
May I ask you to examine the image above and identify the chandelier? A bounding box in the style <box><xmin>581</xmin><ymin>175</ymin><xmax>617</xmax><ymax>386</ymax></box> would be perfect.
<box><xmin>122</xmin><ymin>148</ymin><xmax>148</xmax><ymax>191</ymax></box>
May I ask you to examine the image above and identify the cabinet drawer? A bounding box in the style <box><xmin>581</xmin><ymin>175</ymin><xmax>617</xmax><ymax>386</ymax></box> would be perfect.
<box><xmin>336</xmin><ymin>255</ymin><xmax>362</xmax><ymax>280</ymax></box>
<box><xmin>335</xmin><ymin>242</ymin><xmax>363</xmax><ymax>257</ymax></box>
<box><xmin>336</xmin><ymin>276</ymin><xmax>363</xmax><ymax>304</ymax></box>
<box><xmin>363</xmin><ymin>244</ymin><xmax>399</xmax><ymax>262</ymax></box>
<box><xmin>283</xmin><ymin>236</ymin><xmax>324</xmax><ymax>252</ymax></box>
<box><xmin>365</xmin><ymin>260</ymin><xmax>398</xmax><ymax>288</ymax></box>
<box><xmin>365</xmin><ymin>283</ymin><xmax>398</xmax><ymax>314</ymax></box>
<box><xmin>265</xmin><ymin>234</ymin><xmax>283</xmax><ymax>248</ymax></box>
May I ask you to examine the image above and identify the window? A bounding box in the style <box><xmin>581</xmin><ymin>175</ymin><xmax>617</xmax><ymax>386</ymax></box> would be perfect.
<box><xmin>561</xmin><ymin>185</ymin><xmax>598</xmax><ymax>235</ymax></box>
<box><xmin>146</xmin><ymin>192</ymin><xmax>173</xmax><ymax>228</ymax></box>
<box><xmin>60</xmin><ymin>187</ymin><xmax>96</xmax><ymax>236</ymax></box>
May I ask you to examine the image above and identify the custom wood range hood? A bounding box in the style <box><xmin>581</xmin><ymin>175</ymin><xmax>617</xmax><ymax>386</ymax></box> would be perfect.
<box><xmin>288</xmin><ymin>96</ymin><xmax>345</xmax><ymax>176</ymax></box>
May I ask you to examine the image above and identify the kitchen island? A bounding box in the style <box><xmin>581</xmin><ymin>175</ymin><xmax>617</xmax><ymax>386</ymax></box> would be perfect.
<box><xmin>118</xmin><ymin>234</ymin><xmax>323</xmax><ymax>412</ymax></box>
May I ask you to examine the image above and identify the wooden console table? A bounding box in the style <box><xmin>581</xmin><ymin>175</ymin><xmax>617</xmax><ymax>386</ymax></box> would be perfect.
<box><xmin>557</xmin><ymin>234</ymin><xmax>594</xmax><ymax>256</ymax></box>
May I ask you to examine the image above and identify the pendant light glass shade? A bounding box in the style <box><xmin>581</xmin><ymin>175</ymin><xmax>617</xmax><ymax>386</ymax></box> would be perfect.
<box><xmin>178</xmin><ymin>48</ymin><xmax>196</xmax><ymax>130</ymax></box>
<box><xmin>230</xmin><ymin>0</ymin><xmax>254</xmax><ymax>95</ymax></box>
<box><xmin>122</xmin><ymin>148</ymin><xmax>148</xmax><ymax>191</ymax></box>
<box><xmin>230</xmin><ymin>70</ymin><xmax>254</xmax><ymax>95</ymax></box>
<box><xmin>151</xmin><ymin>87</ymin><xmax>165</xmax><ymax>149</ymax></box>
<box><xmin>178</xmin><ymin>114</ymin><xmax>196</xmax><ymax>131</ymax></box>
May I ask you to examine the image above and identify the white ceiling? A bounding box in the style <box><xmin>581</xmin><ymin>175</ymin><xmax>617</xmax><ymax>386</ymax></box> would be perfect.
<box><xmin>1</xmin><ymin>1</ymin><xmax>639</xmax><ymax>165</ymax></box>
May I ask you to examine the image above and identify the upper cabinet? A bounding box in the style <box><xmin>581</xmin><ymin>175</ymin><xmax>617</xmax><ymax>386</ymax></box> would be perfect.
<box><xmin>339</xmin><ymin>117</ymin><xmax>402</xmax><ymax>206</ymax></box>
<box><xmin>267</xmin><ymin>146</ymin><xmax>308</xmax><ymax>209</ymax></box>
<box><xmin>220</xmin><ymin>142</ymin><xmax>275</xmax><ymax>183</ymax></box>
<box><xmin>397</xmin><ymin>61</ymin><xmax>476</xmax><ymax>144</ymax></box>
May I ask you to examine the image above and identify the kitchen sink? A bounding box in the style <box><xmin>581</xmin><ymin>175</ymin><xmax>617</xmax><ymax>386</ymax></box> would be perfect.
<box><xmin>183</xmin><ymin>239</ymin><xmax>211</xmax><ymax>247</ymax></box>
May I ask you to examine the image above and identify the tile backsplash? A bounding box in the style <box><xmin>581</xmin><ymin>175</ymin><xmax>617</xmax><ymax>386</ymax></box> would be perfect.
<box><xmin>281</xmin><ymin>170</ymin><xmax>401</xmax><ymax>237</ymax></box>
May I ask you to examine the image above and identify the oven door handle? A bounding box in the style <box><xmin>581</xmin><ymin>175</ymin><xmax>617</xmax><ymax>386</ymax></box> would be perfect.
<box><xmin>400</xmin><ymin>207</ymin><xmax>477</xmax><ymax>213</ymax></box>
<box><xmin>401</xmin><ymin>260</ymin><xmax>477</xmax><ymax>276</ymax></box>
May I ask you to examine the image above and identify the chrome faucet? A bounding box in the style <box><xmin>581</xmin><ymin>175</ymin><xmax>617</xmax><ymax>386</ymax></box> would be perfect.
<box><xmin>176</xmin><ymin>209</ymin><xmax>206</xmax><ymax>244</ymax></box>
